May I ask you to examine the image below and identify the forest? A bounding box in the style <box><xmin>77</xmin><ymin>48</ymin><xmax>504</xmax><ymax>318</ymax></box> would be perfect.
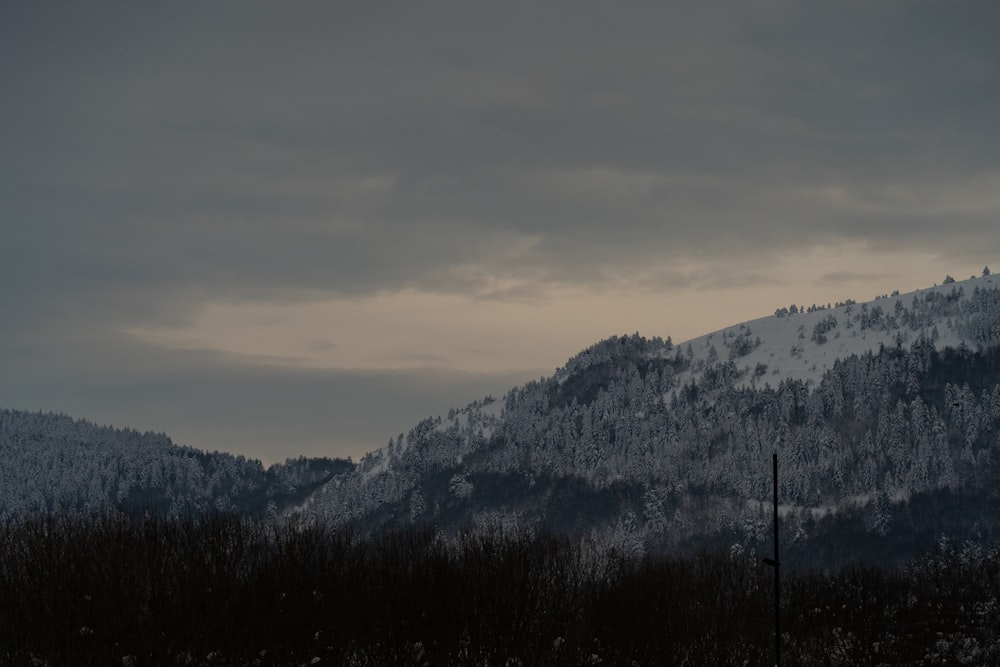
<box><xmin>0</xmin><ymin>409</ymin><xmax>352</xmax><ymax>521</ymax></box>
<box><xmin>312</xmin><ymin>333</ymin><xmax>1000</xmax><ymax>567</ymax></box>
<box><xmin>1</xmin><ymin>512</ymin><xmax>998</xmax><ymax>666</ymax></box>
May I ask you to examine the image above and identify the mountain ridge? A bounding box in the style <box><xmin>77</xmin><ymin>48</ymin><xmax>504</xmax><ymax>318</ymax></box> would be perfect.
<box><xmin>0</xmin><ymin>409</ymin><xmax>353</xmax><ymax>520</ymax></box>
<box><xmin>294</xmin><ymin>270</ymin><xmax>1000</xmax><ymax>565</ymax></box>
<box><xmin>4</xmin><ymin>270</ymin><xmax>1000</xmax><ymax>566</ymax></box>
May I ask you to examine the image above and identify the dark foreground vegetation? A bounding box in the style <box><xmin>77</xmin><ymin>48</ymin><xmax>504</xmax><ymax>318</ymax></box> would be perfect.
<box><xmin>2</xmin><ymin>514</ymin><xmax>999</xmax><ymax>666</ymax></box>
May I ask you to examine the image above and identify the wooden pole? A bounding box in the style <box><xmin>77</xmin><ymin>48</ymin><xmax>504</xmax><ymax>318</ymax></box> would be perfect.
<box><xmin>772</xmin><ymin>452</ymin><xmax>780</xmax><ymax>667</ymax></box>
<box><xmin>763</xmin><ymin>453</ymin><xmax>781</xmax><ymax>666</ymax></box>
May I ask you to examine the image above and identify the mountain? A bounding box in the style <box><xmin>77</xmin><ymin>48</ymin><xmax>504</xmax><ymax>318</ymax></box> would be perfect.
<box><xmin>0</xmin><ymin>410</ymin><xmax>353</xmax><ymax>521</ymax></box>
<box><xmin>4</xmin><ymin>271</ymin><xmax>1000</xmax><ymax>567</ymax></box>
<box><xmin>295</xmin><ymin>270</ymin><xmax>1000</xmax><ymax>566</ymax></box>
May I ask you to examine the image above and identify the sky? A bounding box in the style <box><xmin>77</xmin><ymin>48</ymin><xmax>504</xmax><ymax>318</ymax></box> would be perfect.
<box><xmin>3</xmin><ymin>1</ymin><xmax>1000</xmax><ymax>464</ymax></box>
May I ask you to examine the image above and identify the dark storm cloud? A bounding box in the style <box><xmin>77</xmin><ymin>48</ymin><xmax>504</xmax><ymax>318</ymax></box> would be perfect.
<box><xmin>3</xmin><ymin>1</ymin><xmax>1000</xmax><ymax>457</ymax></box>
<box><xmin>6</xmin><ymin>2</ymin><xmax>1000</xmax><ymax>309</ymax></box>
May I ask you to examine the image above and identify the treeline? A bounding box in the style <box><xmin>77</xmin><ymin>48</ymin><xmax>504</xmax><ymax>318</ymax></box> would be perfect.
<box><xmin>2</xmin><ymin>514</ymin><xmax>999</xmax><ymax>665</ymax></box>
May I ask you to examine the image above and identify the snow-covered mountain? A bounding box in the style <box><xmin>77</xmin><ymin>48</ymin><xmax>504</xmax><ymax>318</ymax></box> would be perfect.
<box><xmin>0</xmin><ymin>410</ymin><xmax>352</xmax><ymax>520</ymax></box>
<box><xmin>5</xmin><ymin>270</ymin><xmax>1000</xmax><ymax>566</ymax></box>
<box><xmin>677</xmin><ymin>272</ymin><xmax>998</xmax><ymax>389</ymax></box>
<box><xmin>297</xmin><ymin>270</ymin><xmax>1000</xmax><ymax>565</ymax></box>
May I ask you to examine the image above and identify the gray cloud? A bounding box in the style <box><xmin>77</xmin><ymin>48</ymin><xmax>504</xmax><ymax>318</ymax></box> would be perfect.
<box><xmin>817</xmin><ymin>272</ymin><xmax>894</xmax><ymax>287</ymax></box>
<box><xmin>8</xmin><ymin>5</ymin><xmax>1000</xmax><ymax>297</ymax></box>
<box><xmin>3</xmin><ymin>1</ymin><xmax>1000</xmax><ymax>457</ymax></box>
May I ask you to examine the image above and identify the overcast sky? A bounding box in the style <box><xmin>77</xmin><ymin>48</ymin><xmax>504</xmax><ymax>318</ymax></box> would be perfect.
<box><xmin>3</xmin><ymin>1</ymin><xmax>999</xmax><ymax>464</ymax></box>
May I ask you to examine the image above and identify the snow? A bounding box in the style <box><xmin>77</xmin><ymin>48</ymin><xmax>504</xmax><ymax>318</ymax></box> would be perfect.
<box><xmin>357</xmin><ymin>396</ymin><xmax>506</xmax><ymax>482</ymax></box>
<box><xmin>672</xmin><ymin>273</ymin><xmax>998</xmax><ymax>391</ymax></box>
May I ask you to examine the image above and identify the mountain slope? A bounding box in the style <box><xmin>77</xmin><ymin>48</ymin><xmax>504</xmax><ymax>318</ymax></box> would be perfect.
<box><xmin>0</xmin><ymin>410</ymin><xmax>353</xmax><ymax>520</ymax></box>
<box><xmin>5</xmin><ymin>272</ymin><xmax>1000</xmax><ymax>566</ymax></box>
<box><xmin>299</xmin><ymin>271</ymin><xmax>1000</xmax><ymax>565</ymax></box>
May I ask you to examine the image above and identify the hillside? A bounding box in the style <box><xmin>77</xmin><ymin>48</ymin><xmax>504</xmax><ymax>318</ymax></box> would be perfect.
<box><xmin>5</xmin><ymin>271</ymin><xmax>1000</xmax><ymax>566</ymax></box>
<box><xmin>298</xmin><ymin>271</ymin><xmax>1000</xmax><ymax>565</ymax></box>
<box><xmin>0</xmin><ymin>410</ymin><xmax>353</xmax><ymax>520</ymax></box>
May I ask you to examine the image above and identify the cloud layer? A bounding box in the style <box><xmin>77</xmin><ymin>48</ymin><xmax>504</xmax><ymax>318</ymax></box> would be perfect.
<box><xmin>3</xmin><ymin>2</ymin><xmax>999</xmax><ymax>460</ymax></box>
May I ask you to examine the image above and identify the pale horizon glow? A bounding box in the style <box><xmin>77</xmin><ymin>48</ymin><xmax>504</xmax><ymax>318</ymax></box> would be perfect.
<box><xmin>127</xmin><ymin>244</ymin><xmax>957</xmax><ymax>375</ymax></box>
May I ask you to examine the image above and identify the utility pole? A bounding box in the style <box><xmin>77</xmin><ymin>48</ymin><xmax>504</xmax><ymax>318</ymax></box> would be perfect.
<box><xmin>762</xmin><ymin>453</ymin><xmax>781</xmax><ymax>666</ymax></box>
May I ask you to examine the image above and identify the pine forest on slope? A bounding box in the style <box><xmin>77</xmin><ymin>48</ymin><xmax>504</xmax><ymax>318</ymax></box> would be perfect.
<box><xmin>301</xmin><ymin>270</ymin><xmax>1000</xmax><ymax>565</ymax></box>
